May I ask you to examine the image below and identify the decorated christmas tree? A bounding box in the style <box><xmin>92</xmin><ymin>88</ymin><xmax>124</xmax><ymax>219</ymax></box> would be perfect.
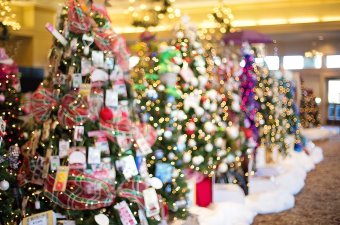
<box><xmin>131</xmin><ymin>34</ymin><xmax>189</xmax><ymax>220</ymax></box>
<box><xmin>254</xmin><ymin>62</ymin><xmax>287</xmax><ymax>165</ymax></box>
<box><xmin>0</xmin><ymin>49</ymin><xmax>23</xmax><ymax>224</ymax></box>
<box><xmin>210</xmin><ymin>46</ymin><xmax>250</xmax><ymax>193</ymax></box>
<box><xmin>300</xmin><ymin>86</ymin><xmax>321</xmax><ymax>128</ymax></box>
<box><xmin>279</xmin><ymin>70</ymin><xmax>303</xmax><ymax>152</ymax></box>
<box><xmin>17</xmin><ymin>1</ymin><xmax>165</xmax><ymax>224</ymax></box>
<box><xmin>172</xmin><ymin>21</ymin><xmax>226</xmax><ymax>177</ymax></box>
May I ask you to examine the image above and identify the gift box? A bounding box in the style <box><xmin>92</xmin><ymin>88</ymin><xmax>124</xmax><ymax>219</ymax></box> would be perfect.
<box><xmin>195</xmin><ymin>176</ymin><xmax>213</xmax><ymax>207</ymax></box>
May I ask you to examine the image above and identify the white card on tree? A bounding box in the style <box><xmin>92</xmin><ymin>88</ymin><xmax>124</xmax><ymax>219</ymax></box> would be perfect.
<box><xmin>105</xmin><ymin>89</ymin><xmax>118</xmax><ymax>108</ymax></box>
<box><xmin>92</xmin><ymin>50</ymin><xmax>104</xmax><ymax>68</ymax></box>
<box><xmin>143</xmin><ymin>188</ymin><xmax>160</xmax><ymax>217</ymax></box>
<box><xmin>58</xmin><ymin>140</ymin><xmax>69</xmax><ymax>158</ymax></box>
<box><xmin>88</xmin><ymin>146</ymin><xmax>101</xmax><ymax>164</ymax></box>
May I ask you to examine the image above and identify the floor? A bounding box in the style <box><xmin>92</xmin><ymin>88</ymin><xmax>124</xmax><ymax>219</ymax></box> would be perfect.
<box><xmin>253</xmin><ymin>135</ymin><xmax>340</xmax><ymax>225</ymax></box>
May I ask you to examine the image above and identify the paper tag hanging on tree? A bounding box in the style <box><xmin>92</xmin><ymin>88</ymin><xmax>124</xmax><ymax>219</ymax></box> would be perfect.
<box><xmin>136</xmin><ymin>137</ymin><xmax>152</xmax><ymax>156</ymax></box>
<box><xmin>114</xmin><ymin>201</ymin><xmax>137</xmax><ymax>225</ymax></box>
<box><xmin>116</xmin><ymin>133</ymin><xmax>132</xmax><ymax>151</ymax></box>
<box><xmin>31</xmin><ymin>156</ymin><xmax>45</xmax><ymax>185</ymax></box>
<box><xmin>117</xmin><ymin>155</ymin><xmax>138</xmax><ymax>180</ymax></box>
<box><xmin>138</xmin><ymin>209</ymin><xmax>149</xmax><ymax>225</ymax></box>
<box><xmin>22</xmin><ymin>210</ymin><xmax>55</xmax><ymax>225</ymax></box>
<box><xmin>81</xmin><ymin>57</ymin><xmax>92</xmax><ymax>75</ymax></box>
<box><xmin>79</xmin><ymin>83</ymin><xmax>91</xmax><ymax>97</ymax></box>
<box><xmin>88</xmin><ymin>146</ymin><xmax>101</xmax><ymax>164</ymax></box>
<box><xmin>29</xmin><ymin>130</ymin><xmax>41</xmax><ymax>156</ymax></box>
<box><xmin>114</xmin><ymin>79</ymin><xmax>127</xmax><ymax>97</ymax></box>
<box><xmin>45</xmin><ymin>23</ymin><xmax>68</xmax><ymax>46</ymax></box>
<box><xmin>0</xmin><ymin>117</ymin><xmax>6</xmax><ymax>137</ymax></box>
<box><xmin>72</xmin><ymin>73</ymin><xmax>82</xmax><ymax>88</ymax></box>
<box><xmin>82</xmin><ymin>33</ymin><xmax>94</xmax><ymax>55</ymax></box>
<box><xmin>143</xmin><ymin>188</ymin><xmax>160</xmax><ymax>217</ymax></box>
<box><xmin>70</xmin><ymin>38</ymin><xmax>78</xmax><ymax>52</ymax></box>
<box><xmin>74</xmin><ymin>126</ymin><xmax>84</xmax><ymax>141</ymax></box>
<box><xmin>180</xmin><ymin>62</ymin><xmax>194</xmax><ymax>83</ymax></box>
<box><xmin>68</xmin><ymin>147</ymin><xmax>86</xmax><ymax>169</ymax></box>
<box><xmin>95</xmin><ymin>138</ymin><xmax>110</xmax><ymax>154</ymax></box>
<box><xmin>92</xmin><ymin>50</ymin><xmax>105</xmax><ymax>68</ymax></box>
<box><xmin>89</xmin><ymin>93</ymin><xmax>104</xmax><ymax>119</ymax></box>
<box><xmin>104</xmin><ymin>56</ymin><xmax>114</xmax><ymax>70</ymax></box>
<box><xmin>60</xmin><ymin>221</ymin><xmax>76</xmax><ymax>225</ymax></box>
<box><xmin>42</xmin><ymin>119</ymin><xmax>52</xmax><ymax>141</ymax></box>
<box><xmin>58</xmin><ymin>139</ymin><xmax>69</xmax><ymax>158</ymax></box>
<box><xmin>42</xmin><ymin>148</ymin><xmax>53</xmax><ymax>179</ymax></box>
<box><xmin>50</xmin><ymin>156</ymin><xmax>60</xmax><ymax>171</ymax></box>
<box><xmin>105</xmin><ymin>89</ymin><xmax>118</xmax><ymax>109</ymax></box>
<box><xmin>53</xmin><ymin>166</ymin><xmax>69</xmax><ymax>192</ymax></box>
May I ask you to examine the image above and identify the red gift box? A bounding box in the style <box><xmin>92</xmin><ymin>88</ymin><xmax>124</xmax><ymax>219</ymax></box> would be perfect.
<box><xmin>195</xmin><ymin>176</ymin><xmax>213</xmax><ymax>207</ymax></box>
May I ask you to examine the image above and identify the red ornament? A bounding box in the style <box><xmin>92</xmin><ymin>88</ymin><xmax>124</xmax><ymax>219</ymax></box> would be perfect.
<box><xmin>242</xmin><ymin>127</ymin><xmax>253</xmax><ymax>139</ymax></box>
<box><xmin>100</xmin><ymin>107</ymin><xmax>113</xmax><ymax>121</ymax></box>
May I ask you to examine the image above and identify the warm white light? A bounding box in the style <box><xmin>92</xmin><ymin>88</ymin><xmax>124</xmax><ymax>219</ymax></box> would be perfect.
<box><xmin>315</xmin><ymin>97</ymin><xmax>321</xmax><ymax>105</ymax></box>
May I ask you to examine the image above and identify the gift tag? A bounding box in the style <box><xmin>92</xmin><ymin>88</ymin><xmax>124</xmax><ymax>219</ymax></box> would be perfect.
<box><xmin>58</xmin><ymin>139</ymin><xmax>70</xmax><ymax>158</ymax></box>
<box><xmin>92</xmin><ymin>50</ymin><xmax>104</xmax><ymax>68</ymax></box>
<box><xmin>114</xmin><ymin>79</ymin><xmax>127</xmax><ymax>97</ymax></box>
<box><xmin>88</xmin><ymin>146</ymin><xmax>101</xmax><ymax>164</ymax></box>
<box><xmin>104</xmin><ymin>57</ymin><xmax>114</xmax><ymax>70</ymax></box>
<box><xmin>117</xmin><ymin>155</ymin><xmax>138</xmax><ymax>180</ymax></box>
<box><xmin>180</xmin><ymin>62</ymin><xmax>194</xmax><ymax>83</ymax></box>
<box><xmin>22</xmin><ymin>210</ymin><xmax>55</xmax><ymax>225</ymax></box>
<box><xmin>82</xmin><ymin>34</ymin><xmax>94</xmax><ymax>55</ymax></box>
<box><xmin>81</xmin><ymin>57</ymin><xmax>92</xmax><ymax>75</ymax></box>
<box><xmin>95</xmin><ymin>139</ymin><xmax>110</xmax><ymax>154</ymax></box>
<box><xmin>53</xmin><ymin>166</ymin><xmax>69</xmax><ymax>192</ymax></box>
<box><xmin>70</xmin><ymin>38</ymin><xmax>78</xmax><ymax>52</ymax></box>
<box><xmin>138</xmin><ymin>209</ymin><xmax>149</xmax><ymax>225</ymax></box>
<box><xmin>79</xmin><ymin>83</ymin><xmax>91</xmax><ymax>97</ymax></box>
<box><xmin>114</xmin><ymin>201</ymin><xmax>137</xmax><ymax>225</ymax></box>
<box><xmin>42</xmin><ymin>148</ymin><xmax>52</xmax><ymax>179</ymax></box>
<box><xmin>0</xmin><ymin>117</ymin><xmax>5</xmax><ymax>137</ymax></box>
<box><xmin>143</xmin><ymin>188</ymin><xmax>160</xmax><ymax>217</ymax></box>
<box><xmin>72</xmin><ymin>73</ymin><xmax>82</xmax><ymax>88</ymax></box>
<box><xmin>68</xmin><ymin>147</ymin><xmax>86</xmax><ymax>169</ymax></box>
<box><xmin>89</xmin><ymin>93</ymin><xmax>104</xmax><ymax>119</ymax></box>
<box><xmin>73</xmin><ymin>126</ymin><xmax>84</xmax><ymax>141</ymax></box>
<box><xmin>50</xmin><ymin>156</ymin><xmax>60</xmax><ymax>171</ymax></box>
<box><xmin>136</xmin><ymin>137</ymin><xmax>152</xmax><ymax>156</ymax></box>
<box><xmin>105</xmin><ymin>89</ymin><xmax>118</xmax><ymax>108</ymax></box>
<box><xmin>138</xmin><ymin>157</ymin><xmax>149</xmax><ymax>180</ymax></box>
<box><xmin>31</xmin><ymin>156</ymin><xmax>45</xmax><ymax>185</ymax></box>
<box><xmin>30</xmin><ymin>130</ymin><xmax>41</xmax><ymax>156</ymax></box>
<box><xmin>109</xmin><ymin>64</ymin><xmax>124</xmax><ymax>81</ymax></box>
<box><xmin>155</xmin><ymin>163</ymin><xmax>173</xmax><ymax>183</ymax></box>
<box><xmin>61</xmin><ymin>221</ymin><xmax>76</xmax><ymax>225</ymax></box>
<box><xmin>116</xmin><ymin>133</ymin><xmax>132</xmax><ymax>151</ymax></box>
<box><xmin>42</xmin><ymin>120</ymin><xmax>52</xmax><ymax>141</ymax></box>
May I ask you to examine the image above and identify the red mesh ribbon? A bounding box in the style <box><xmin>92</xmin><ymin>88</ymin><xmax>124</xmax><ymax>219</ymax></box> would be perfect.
<box><xmin>117</xmin><ymin>176</ymin><xmax>148</xmax><ymax>209</ymax></box>
<box><xmin>67</xmin><ymin>0</ymin><xmax>91</xmax><ymax>33</ymax></box>
<box><xmin>57</xmin><ymin>93</ymin><xmax>89</xmax><ymax>128</ymax></box>
<box><xmin>44</xmin><ymin>169</ymin><xmax>115</xmax><ymax>210</ymax></box>
<box><xmin>31</xmin><ymin>86</ymin><xmax>58</xmax><ymax>123</ymax></box>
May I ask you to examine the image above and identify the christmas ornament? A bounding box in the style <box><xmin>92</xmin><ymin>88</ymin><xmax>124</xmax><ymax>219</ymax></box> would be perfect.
<box><xmin>218</xmin><ymin>163</ymin><xmax>228</xmax><ymax>173</ymax></box>
<box><xmin>95</xmin><ymin>214</ymin><xmax>110</xmax><ymax>225</ymax></box>
<box><xmin>183</xmin><ymin>152</ymin><xmax>192</xmax><ymax>163</ymax></box>
<box><xmin>148</xmin><ymin>177</ymin><xmax>163</xmax><ymax>190</ymax></box>
<box><xmin>168</xmin><ymin>152</ymin><xmax>175</xmax><ymax>160</ymax></box>
<box><xmin>188</xmin><ymin>139</ymin><xmax>196</xmax><ymax>148</ymax></box>
<box><xmin>204</xmin><ymin>121</ymin><xmax>215</xmax><ymax>133</ymax></box>
<box><xmin>226</xmin><ymin>126</ymin><xmax>239</xmax><ymax>139</ymax></box>
<box><xmin>192</xmin><ymin>156</ymin><xmax>204</xmax><ymax>165</ymax></box>
<box><xmin>214</xmin><ymin>137</ymin><xmax>224</xmax><ymax>147</ymax></box>
<box><xmin>195</xmin><ymin>107</ymin><xmax>204</xmax><ymax>116</ymax></box>
<box><xmin>0</xmin><ymin>180</ymin><xmax>9</xmax><ymax>191</ymax></box>
<box><xmin>99</xmin><ymin>107</ymin><xmax>113</xmax><ymax>121</ymax></box>
<box><xmin>205</xmin><ymin>143</ymin><xmax>213</xmax><ymax>152</ymax></box>
<box><xmin>164</xmin><ymin>130</ymin><xmax>173</xmax><ymax>139</ymax></box>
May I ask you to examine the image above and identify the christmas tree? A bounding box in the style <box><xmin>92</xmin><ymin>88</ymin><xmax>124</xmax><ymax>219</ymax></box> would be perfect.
<box><xmin>17</xmin><ymin>1</ymin><xmax>165</xmax><ymax>224</ymax></box>
<box><xmin>131</xmin><ymin>34</ymin><xmax>189</xmax><ymax>220</ymax></box>
<box><xmin>172</xmin><ymin>21</ymin><xmax>226</xmax><ymax>177</ymax></box>
<box><xmin>278</xmin><ymin>71</ymin><xmax>303</xmax><ymax>152</ymax></box>
<box><xmin>0</xmin><ymin>49</ymin><xmax>23</xmax><ymax>224</ymax></box>
<box><xmin>300</xmin><ymin>86</ymin><xmax>321</xmax><ymax>128</ymax></box>
<box><xmin>205</xmin><ymin>42</ymin><xmax>249</xmax><ymax>193</ymax></box>
<box><xmin>255</xmin><ymin>62</ymin><xmax>286</xmax><ymax>164</ymax></box>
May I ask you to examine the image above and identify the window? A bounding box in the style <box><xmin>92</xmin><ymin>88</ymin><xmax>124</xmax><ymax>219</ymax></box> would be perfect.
<box><xmin>283</xmin><ymin>56</ymin><xmax>304</xmax><ymax>70</ymax></box>
<box><xmin>328</xmin><ymin>79</ymin><xmax>340</xmax><ymax>104</ymax></box>
<box><xmin>264</xmin><ymin>56</ymin><xmax>279</xmax><ymax>70</ymax></box>
<box><xmin>304</xmin><ymin>55</ymin><xmax>322</xmax><ymax>69</ymax></box>
<box><xmin>326</xmin><ymin>55</ymin><xmax>340</xmax><ymax>68</ymax></box>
